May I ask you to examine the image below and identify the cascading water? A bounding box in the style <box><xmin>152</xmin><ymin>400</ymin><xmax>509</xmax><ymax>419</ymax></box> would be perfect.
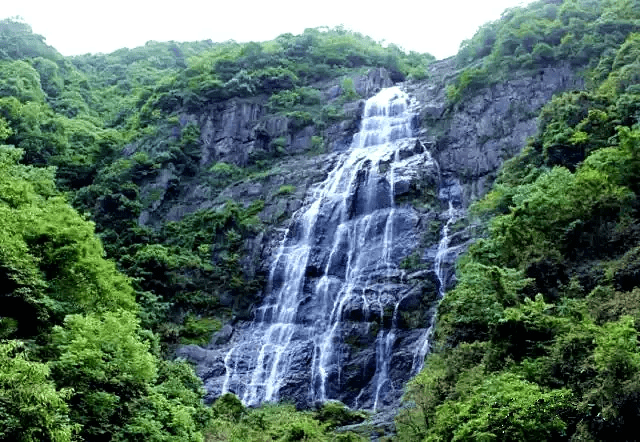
<box><xmin>188</xmin><ymin>86</ymin><xmax>450</xmax><ymax>410</ymax></box>
<box><xmin>410</xmin><ymin>200</ymin><xmax>460</xmax><ymax>374</ymax></box>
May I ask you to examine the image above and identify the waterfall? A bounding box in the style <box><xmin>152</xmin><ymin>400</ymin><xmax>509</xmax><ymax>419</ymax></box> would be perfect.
<box><xmin>410</xmin><ymin>200</ymin><xmax>460</xmax><ymax>374</ymax></box>
<box><xmin>203</xmin><ymin>86</ymin><xmax>444</xmax><ymax>410</ymax></box>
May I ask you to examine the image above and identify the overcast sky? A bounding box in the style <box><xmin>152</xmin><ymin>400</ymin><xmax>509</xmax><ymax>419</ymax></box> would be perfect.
<box><xmin>2</xmin><ymin>0</ymin><xmax>533</xmax><ymax>60</ymax></box>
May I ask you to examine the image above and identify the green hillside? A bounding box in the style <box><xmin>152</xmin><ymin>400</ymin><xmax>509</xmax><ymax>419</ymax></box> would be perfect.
<box><xmin>397</xmin><ymin>1</ymin><xmax>640</xmax><ymax>440</ymax></box>
<box><xmin>2</xmin><ymin>0</ymin><xmax>640</xmax><ymax>439</ymax></box>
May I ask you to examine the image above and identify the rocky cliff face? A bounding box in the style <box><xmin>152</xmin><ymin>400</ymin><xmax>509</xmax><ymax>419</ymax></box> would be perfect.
<box><xmin>160</xmin><ymin>60</ymin><xmax>582</xmax><ymax>410</ymax></box>
<box><xmin>408</xmin><ymin>58</ymin><xmax>584</xmax><ymax>205</ymax></box>
<box><xmin>179</xmin><ymin>88</ymin><xmax>443</xmax><ymax>410</ymax></box>
<box><xmin>136</xmin><ymin>69</ymin><xmax>393</xmax><ymax>230</ymax></box>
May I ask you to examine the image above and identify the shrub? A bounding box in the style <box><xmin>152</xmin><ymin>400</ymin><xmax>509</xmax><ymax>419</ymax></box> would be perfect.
<box><xmin>276</xmin><ymin>184</ymin><xmax>296</xmax><ymax>195</ymax></box>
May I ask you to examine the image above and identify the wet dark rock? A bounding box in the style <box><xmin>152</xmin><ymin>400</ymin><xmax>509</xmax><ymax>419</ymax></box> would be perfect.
<box><xmin>176</xmin><ymin>345</ymin><xmax>210</xmax><ymax>364</ymax></box>
<box><xmin>213</xmin><ymin>324</ymin><xmax>233</xmax><ymax>345</ymax></box>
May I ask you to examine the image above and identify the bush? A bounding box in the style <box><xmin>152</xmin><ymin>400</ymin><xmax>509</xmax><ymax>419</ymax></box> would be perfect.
<box><xmin>180</xmin><ymin>315</ymin><xmax>222</xmax><ymax>345</ymax></box>
<box><xmin>276</xmin><ymin>184</ymin><xmax>296</xmax><ymax>195</ymax></box>
<box><xmin>315</xmin><ymin>401</ymin><xmax>367</xmax><ymax>429</ymax></box>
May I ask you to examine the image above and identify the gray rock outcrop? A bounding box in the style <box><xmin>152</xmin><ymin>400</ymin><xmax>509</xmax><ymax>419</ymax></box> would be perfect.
<box><xmin>407</xmin><ymin>59</ymin><xmax>583</xmax><ymax>205</ymax></box>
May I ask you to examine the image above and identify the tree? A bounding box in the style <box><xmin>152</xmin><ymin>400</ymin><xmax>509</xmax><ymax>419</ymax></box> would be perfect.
<box><xmin>0</xmin><ymin>341</ymin><xmax>76</xmax><ymax>442</ymax></box>
<box><xmin>51</xmin><ymin>310</ymin><xmax>157</xmax><ymax>441</ymax></box>
<box><xmin>426</xmin><ymin>373</ymin><xmax>572</xmax><ymax>441</ymax></box>
<box><xmin>0</xmin><ymin>145</ymin><xmax>136</xmax><ymax>338</ymax></box>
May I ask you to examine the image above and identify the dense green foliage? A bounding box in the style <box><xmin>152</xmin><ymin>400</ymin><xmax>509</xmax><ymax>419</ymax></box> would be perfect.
<box><xmin>0</xmin><ymin>146</ymin><xmax>134</xmax><ymax>338</ymax></box>
<box><xmin>5</xmin><ymin>0</ymin><xmax>640</xmax><ymax>438</ymax></box>
<box><xmin>399</xmin><ymin>18</ymin><xmax>640</xmax><ymax>441</ymax></box>
<box><xmin>158</xmin><ymin>26</ymin><xmax>432</xmax><ymax>113</ymax></box>
<box><xmin>205</xmin><ymin>395</ymin><xmax>367</xmax><ymax>442</ymax></box>
<box><xmin>0</xmin><ymin>341</ymin><xmax>75</xmax><ymax>441</ymax></box>
<box><xmin>0</xmin><ymin>143</ymin><xmax>210</xmax><ymax>440</ymax></box>
<box><xmin>447</xmin><ymin>0</ymin><xmax>640</xmax><ymax>102</ymax></box>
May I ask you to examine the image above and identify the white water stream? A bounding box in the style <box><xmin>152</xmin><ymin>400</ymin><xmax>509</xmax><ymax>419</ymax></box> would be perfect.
<box><xmin>217</xmin><ymin>86</ymin><xmax>454</xmax><ymax>409</ymax></box>
<box><xmin>410</xmin><ymin>201</ymin><xmax>460</xmax><ymax>374</ymax></box>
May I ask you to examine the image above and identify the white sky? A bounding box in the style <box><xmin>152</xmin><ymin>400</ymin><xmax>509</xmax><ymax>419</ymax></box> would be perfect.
<box><xmin>2</xmin><ymin>0</ymin><xmax>533</xmax><ymax>60</ymax></box>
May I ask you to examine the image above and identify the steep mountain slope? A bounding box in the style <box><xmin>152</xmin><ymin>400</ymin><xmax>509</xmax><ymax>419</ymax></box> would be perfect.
<box><xmin>2</xmin><ymin>0</ymin><xmax>640</xmax><ymax>439</ymax></box>
<box><xmin>172</xmin><ymin>57</ymin><xmax>584</xmax><ymax>415</ymax></box>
